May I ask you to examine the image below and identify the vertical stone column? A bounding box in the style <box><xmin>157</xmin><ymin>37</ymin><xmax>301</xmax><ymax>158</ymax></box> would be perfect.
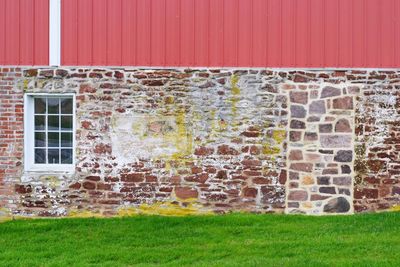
<box><xmin>286</xmin><ymin>83</ymin><xmax>359</xmax><ymax>214</ymax></box>
<box><xmin>0</xmin><ymin>68</ymin><xmax>24</xmax><ymax>217</ymax></box>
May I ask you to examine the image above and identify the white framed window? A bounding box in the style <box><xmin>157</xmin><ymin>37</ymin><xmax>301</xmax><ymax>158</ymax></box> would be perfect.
<box><xmin>24</xmin><ymin>93</ymin><xmax>76</xmax><ymax>173</ymax></box>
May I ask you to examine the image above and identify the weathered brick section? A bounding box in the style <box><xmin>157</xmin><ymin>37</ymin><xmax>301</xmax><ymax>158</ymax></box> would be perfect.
<box><xmin>0</xmin><ymin>68</ymin><xmax>24</xmax><ymax>217</ymax></box>
<box><xmin>0</xmin><ymin>68</ymin><xmax>399</xmax><ymax>217</ymax></box>
<box><xmin>354</xmin><ymin>83</ymin><xmax>400</xmax><ymax>212</ymax></box>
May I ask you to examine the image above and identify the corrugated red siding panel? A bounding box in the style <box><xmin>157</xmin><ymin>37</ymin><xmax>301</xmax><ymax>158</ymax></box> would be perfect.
<box><xmin>165</xmin><ymin>0</ymin><xmax>180</xmax><ymax>66</ymax></box>
<box><xmin>309</xmin><ymin>0</ymin><xmax>322</xmax><ymax>67</ymax></box>
<box><xmin>121</xmin><ymin>0</ymin><xmax>136</xmax><ymax>66</ymax></box>
<box><xmin>0</xmin><ymin>0</ymin><xmax>48</xmax><ymax>65</ymax></box>
<box><xmin>266</xmin><ymin>0</ymin><xmax>282</xmax><ymax>67</ymax></box>
<box><xmin>92</xmin><ymin>0</ymin><xmax>107</xmax><ymax>65</ymax></box>
<box><xmin>136</xmin><ymin>0</ymin><xmax>151</xmax><ymax>66</ymax></box>
<box><xmin>209</xmin><ymin>0</ymin><xmax>223</xmax><ymax>67</ymax></box>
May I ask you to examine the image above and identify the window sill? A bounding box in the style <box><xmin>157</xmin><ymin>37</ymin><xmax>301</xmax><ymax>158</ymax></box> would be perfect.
<box><xmin>24</xmin><ymin>166</ymin><xmax>76</xmax><ymax>174</ymax></box>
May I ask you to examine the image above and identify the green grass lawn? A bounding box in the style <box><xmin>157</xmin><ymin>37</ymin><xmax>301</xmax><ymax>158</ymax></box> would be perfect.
<box><xmin>0</xmin><ymin>212</ymin><xmax>399</xmax><ymax>267</ymax></box>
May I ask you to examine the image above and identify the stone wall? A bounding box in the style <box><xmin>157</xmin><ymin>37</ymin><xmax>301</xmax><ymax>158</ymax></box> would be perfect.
<box><xmin>354</xmin><ymin>83</ymin><xmax>400</xmax><ymax>212</ymax></box>
<box><xmin>0</xmin><ymin>67</ymin><xmax>399</xmax><ymax>217</ymax></box>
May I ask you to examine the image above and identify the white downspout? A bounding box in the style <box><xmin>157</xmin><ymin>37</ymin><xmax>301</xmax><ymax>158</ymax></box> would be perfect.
<box><xmin>49</xmin><ymin>0</ymin><xmax>61</xmax><ymax>66</ymax></box>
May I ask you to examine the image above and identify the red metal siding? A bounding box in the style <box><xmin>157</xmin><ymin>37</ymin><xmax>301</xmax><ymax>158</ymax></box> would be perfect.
<box><xmin>2</xmin><ymin>0</ymin><xmax>398</xmax><ymax>67</ymax></box>
<box><xmin>0</xmin><ymin>0</ymin><xmax>49</xmax><ymax>65</ymax></box>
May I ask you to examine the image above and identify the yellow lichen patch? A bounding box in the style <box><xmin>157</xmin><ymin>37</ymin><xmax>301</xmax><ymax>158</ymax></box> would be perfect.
<box><xmin>354</xmin><ymin>142</ymin><xmax>368</xmax><ymax>184</ymax></box>
<box><xmin>262</xmin><ymin>144</ymin><xmax>280</xmax><ymax>155</ymax></box>
<box><xmin>262</xmin><ymin>129</ymin><xmax>286</xmax><ymax>155</ymax></box>
<box><xmin>208</xmin><ymin>109</ymin><xmax>228</xmax><ymax>140</ymax></box>
<box><xmin>0</xmin><ymin>217</ymin><xmax>12</xmax><ymax>223</ymax></box>
<box><xmin>209</xmin><ymin>109</ymin><xmax>217</xmax><ymax>136</ymax></box>
<box><xmin>164</xmin><ymin>95</ymin><xmax>175</xmax><ymax>105</ymax></box>
<box><xmin>164</xmin><ymin>160</ymin><xmax>172</xmax><ymax>172</ymax></box>
<box><xmin>153</xmin><ymin>106</ymin><xmax>195</xmax><ymax>174</ymax></box>
<box><xmin>231</xmin><ymin>74</ymin><xmax>240</xmax><ymax>95</ymax></box>
<box><xmin>272</xmin><ymin>129</ymin><xmax>286</xmax><ymax>144</ymax></box>
<box><xmin>218</xmin><ymin>119</ymin><xmax>228</xmax><ymax>132</ymax></box>
<box><xmin>117</xmin><ymin>207</ymin><xmax>141</xmax><ymax>217</ymax></box>
<box><xmin>118</xmin><ymin>202</ymin><xmax>213</xmax><ymax>217</ymax></box>
<box><xmin>389</xmin><ymin>205</ymin><xmax>400</xmax><ymax>212</ymax></box>
<box><xmin>39</xmin><ymin>175</ymin><xmax>60</xmax><ymax>187</ymax></box>
<box><xmin>173</xmin><ymin>107</ymin><xmax>193</xmax><ymax>158</ymax></box>
<box><xmin>23</xmin><ymin>79</ymin><xmax>29</xmax><ymax>91</ymax></box>
<box><xmin>68</xmin><ymin>210</ymin><xmax>103</xmax><ymax>218</ymax></box>
<box><xmin>229</xmin><ymin>74</ymin><xmax>241</xmax><ymax>128</ymax></box>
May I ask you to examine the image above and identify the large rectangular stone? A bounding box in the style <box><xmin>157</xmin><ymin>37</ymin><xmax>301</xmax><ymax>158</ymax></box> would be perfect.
<box><xmin>320</xmin><ymin>135</ymin><xmax>352</xmax><ymax>148</ymax></box>
<box><xmin>289</xmin><ymin>163</ymin><xmax>313</xmax><ymax>173</ymax></box>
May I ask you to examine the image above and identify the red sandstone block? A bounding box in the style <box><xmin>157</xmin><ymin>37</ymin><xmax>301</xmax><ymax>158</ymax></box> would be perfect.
<box><xmin>97</xmin><ymin>183</ymin><xmax>113</xmax><ymax>191</ymax></box>
<box><xmin>82</xmin><ymin>182</ymin><xmax>96</xmax><ymax>190</ymax></box>
<box><xmin>94</xmin><ymin>144</ymin><xmax>112</xmax><ymax>154</ymax></box>
<box><xmin>242</xmin><ymin>187</ymin><xmax>257</xmax><ymax>198</ymax></box>
<box><xmin>194</xmin><ymin>146</ymin><xmax>214</xmax><ymax>156</ymax></box>
<box><xmin>290</xmin><ymin>163</ymin><xmax>313</xmax><ymax>173</ymax></box>
<box><xmin>279</xmin><ymin>170</ymin><xmax>287</xmax><ymax>184</ymax></box>
<box><xmin>69</xmin><ymin>182</ymin><xmax>81</xmax><ymax>190</ymax></box>
<box><xmin>175</xmin><ymin>187</ymin><xmax>198</xmax><ymax>199</ymax></box>
<box><xmin>98</xmin><ymin>199</ymin><xmax>120</xmax><ymax>205</ymax></box>
<box><xmin>354</xmin><ymin>188</ymin><xmax>379</xmax><ymax>199</ymax></box>
<box><xmin>217</xmin><ymin>145</ymin><xmax>239</xmax><ymax>155</ymax></box>
<box><xmin>253</xmin><ymin>177</ymin><xmax>272</xmax><ymax>185</ymax></box>
<box><xmin>311</xmin><ymin>194</ymin><xmax>330</xmax><ymax>201</ymax></box>
<box><xmin>86</xmin><ymin>176</ymin><xmax>100</xmax><ymax>182</ymax></box>
<box><xmin>120</xmin><ymin>173</ymin><xmax>144</xmax><ymax>183</ymax></box>
<box><xmin>288</xmin><ymin>190</ymin><xmax>308</xmax><ymax>201</ymax></box>
<box><xmin>290</xmin><ymin>91</ymin><xmax>308</xmax><ymax>104</ymax></box>
<box><xmin>145</xmin><ymin>175</ymin><xmax>157</xmax><ymax>183</ymax></box>
<box><xmin>215</xmin><ymin>170</ymin><xmax>227</xmax><ymax>179</ymax></box>
<box><xmin>15</xmin><ymin>184</ymin><xmax>32</xmax><ymax>194</ymax></box>
<box><xmin>191</xmin><ymin>166</ymin><xmax>203</xmax><ymax>174</ymax></box>
<box><xmin>241</xmin><ymin>160</ymin><xmax>261</xmax><ymax>167</ymax></box>
<box><xmin>333</xmin><ymin>96</ymin><xmax>354</xmax><ymax>110</ymax></box>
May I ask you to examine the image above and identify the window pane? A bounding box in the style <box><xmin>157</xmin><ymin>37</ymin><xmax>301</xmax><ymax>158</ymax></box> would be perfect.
<box><xmin>34</xmin><ymin>98</ymin><xmax>46</xmax><ymax>114</ymax></box>
<box><xmin>61</xmin><ymin>98</ymin><xmax>73</xmax><ymax>114</ymax></box>
<box><xmin>34</xmin><ymin>115</ymin><xmax>46</xmax><ymax>130</ymax></box>
<box><xmin>61</xmin><ymin>149</ymin><xmax>73</xmax><ymax>164</ymax></box>
<box><xmin>35</xmin><ymin>149</ymin><xmax>46</xmax><ymax>164</ymax></box>
<box><xmin>31</xmin><ymin>96</ymin><xmax>74</xmax><ymax>167</ymax></box>
<box><xmin>48</xmin><ymin>115</ymin><xmax>59</xmax><ymax>130</ymax></box>
<box><xmin>48</xmin><ymin>98</ymin><xmax>59</xmax><ymax>114</ymax></box>
<box><xmin>47</xmin><ymin>133</ymin><xmax>60</xmax><ymax>147</ymax></box>
<box><xmin>48</xmin><ymin>132</ymin><xmax>59</xmax><ymax>147</ymax></box>
<box><xmin>48</xmin><ymin>149</ymin><xmax>60</xmax><ymax>164</ymax></box>
<box><xmin>61</xmin><ymin>133</ymin><xmax>73</xmax><ymax>147</ymax></box>
<box><xmin>61</xmin><ymin>116</ymin><xmax>73</xmax><ymax>130</ymax></box>
<box><xmin>34</xmin><ymin>132</ymin><xmax>46</xmax><ymax>147</ymax></box>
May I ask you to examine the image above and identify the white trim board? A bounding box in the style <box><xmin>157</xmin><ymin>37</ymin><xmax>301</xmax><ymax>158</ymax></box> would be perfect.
<box><xmin>49</xmin><ymin>0</ymin><xmax>61</xmax><ymax>66</ymax></box>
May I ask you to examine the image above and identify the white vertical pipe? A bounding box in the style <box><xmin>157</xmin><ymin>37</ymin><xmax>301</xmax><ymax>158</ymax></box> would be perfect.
<box><xmin>49</xmin><ymin>0</ymin><xmax>61</xmax><ymax>66</ymax></box>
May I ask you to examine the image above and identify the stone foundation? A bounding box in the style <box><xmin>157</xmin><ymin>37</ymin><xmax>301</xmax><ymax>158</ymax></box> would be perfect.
<box><xmin>0</xmin><ymin>67</ymin><xmax>399</xmax><ymax>217</ymax></box>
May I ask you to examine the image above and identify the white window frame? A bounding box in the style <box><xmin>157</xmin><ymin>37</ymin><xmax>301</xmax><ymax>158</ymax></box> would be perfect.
<box><xmin>24</xmin><ymin>93</ymin><xmax>76</xmax><ymax>173</ymax></box>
